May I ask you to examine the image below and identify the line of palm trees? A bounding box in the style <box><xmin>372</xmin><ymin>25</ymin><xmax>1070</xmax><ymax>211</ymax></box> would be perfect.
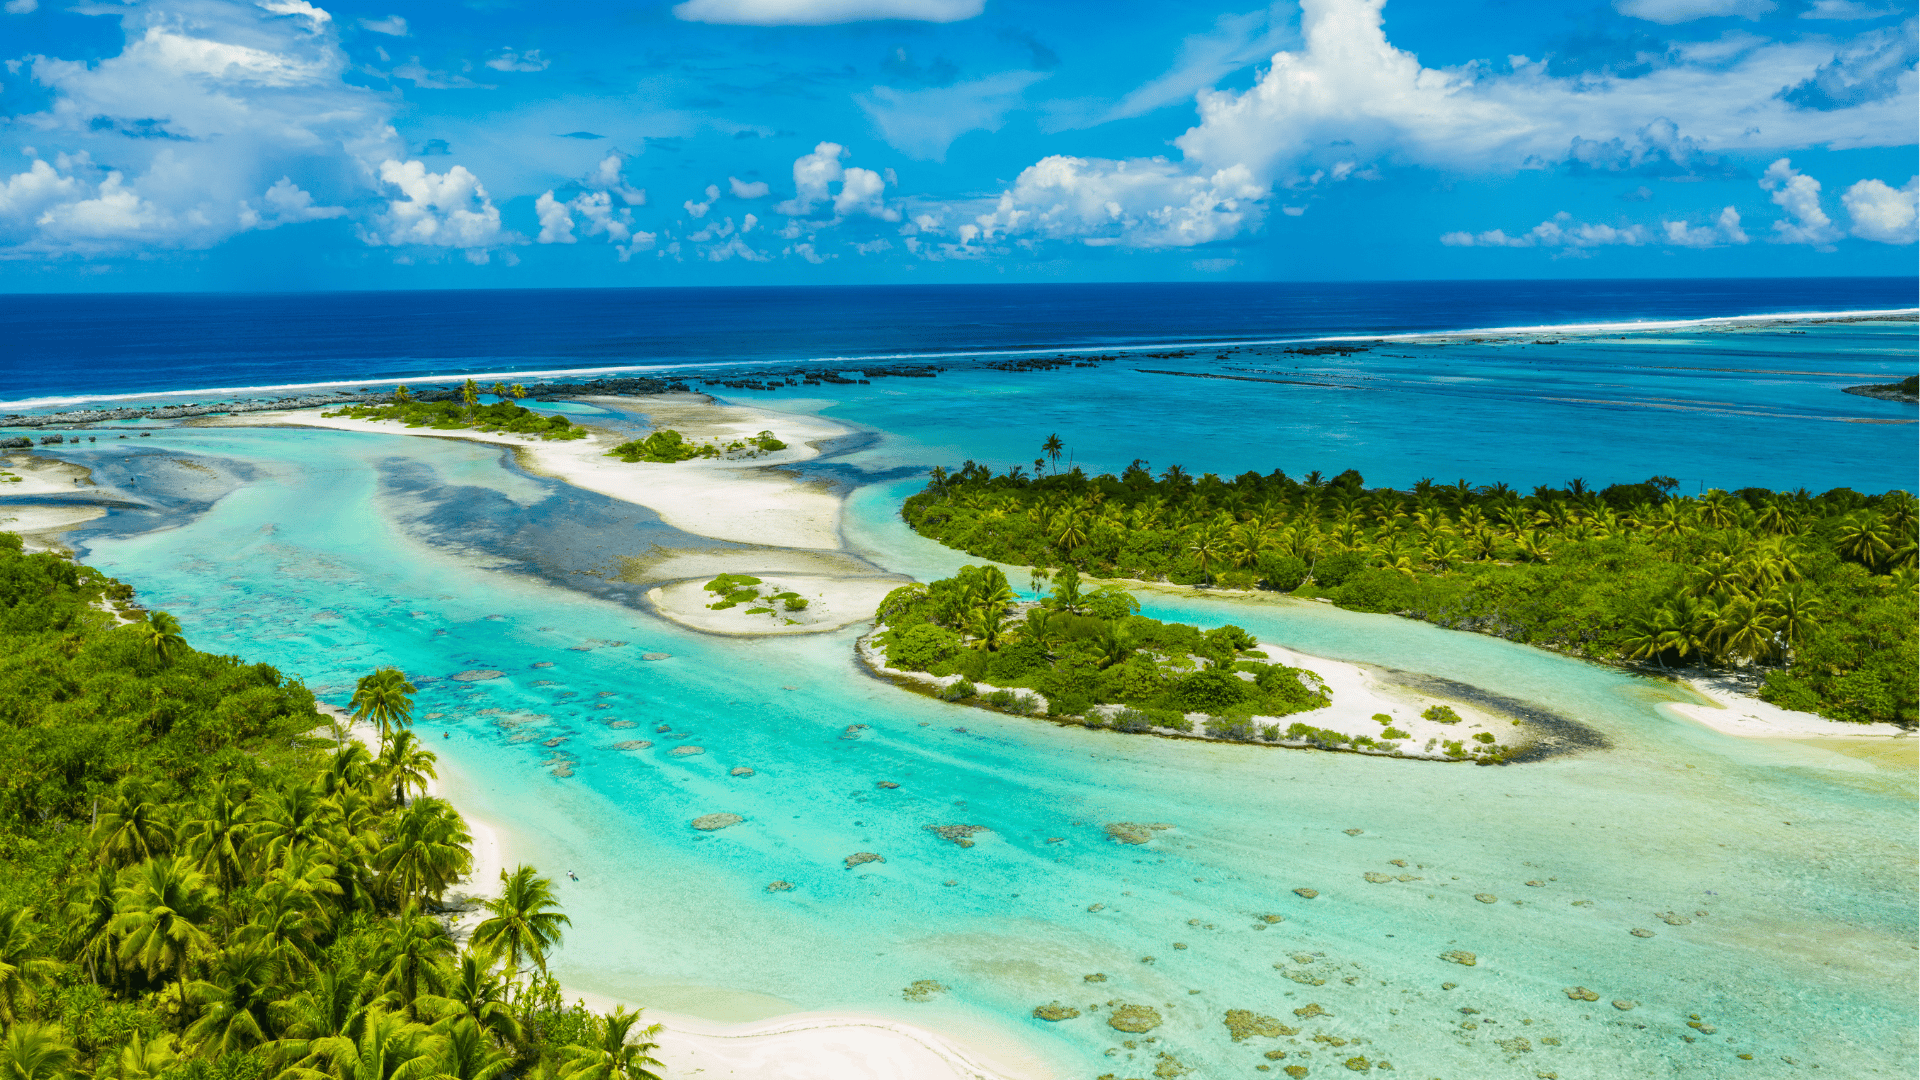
<box><xmin>0</xmin><ymin>669</ymin><xmax>662</xmax><ymax>1080</ymax></box>
<box><xmin>917</xmin><ymin>460</ymin><xmax>1918</xmax><ymax>587</ymax></box>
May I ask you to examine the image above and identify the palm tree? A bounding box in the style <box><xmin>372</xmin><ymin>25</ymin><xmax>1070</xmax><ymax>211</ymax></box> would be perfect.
<box><xmin>1186</xmin><ymin>523</ymin><xmax>1230</xmax><ymax>585</ymax></box>
<box><xmin>92</xmin><ymin>782</ymin><xmax>175</xmax><ymax>867</ymax></box>
<box><xmin>110</xmin><ymin>856</ymin><xmax>215</xmax><ymax>1013</ymax></box>
<box><xmin>1764</xmin><ymin>585</ymin><xmax>1822</xmax><ymax>655</ymax></box>
<box><xmin>182</xmin><ymin>778</ymin><xmax>254</xmax><ymax>899</ymax></box>
<box><xmin>427</xmin><ymin>1018</ymin><xmax>515</xmax><ymax>1080</ymax></box>
<box><xmin>324</xmin><ymin>742</ymin><xmax>376</xmax><ymax>800</ymax></box>
<box><xmin>272</xmin><ymin>967</ymin><xmax>371</xmax><ymax>1071</ymax></box>
<box><xmin>461</xmin><ymin>379</ymin><xmax>480</xmax><ymax>417</ymax></box>
<box><xmin>377</xmin><ymin>730</ymin><xmax>438</xmax><ymax>807</ymax></box>
<box><xmin>115</xmin><ymin>1033</ymin><xmax>177</xmax><ymax>1080</ymax></box>
<box><xmin>288</xmin><ymin>1007</ymin><xmax>436</xmax><ymax>1080</ymax></box>
<box><xmin>372</xmin><ymin>903</ymin><xmax>455</xmax><ymax>1021</ymax></box>
<box><xmin>0</xmin><ymin>909</ymin><xmax>58</xmax><ymax>1024</ymax></box>
<box><xmin>1836</xmin><ymin>512</ymin><xmax>1893</xmax><ymax>570</ymax></box>
<box><xmin>471</xmin><ymin>867</ymin><xmax>569</xmax><ymax>983</ymax></box>
<box><xmin>375</xmin><ymin>798</ymin><xmax>472</xmax><ymax>907</ymax></box>
<box><xmin>1041</xmin><ymin>434</ymin><xmax>1064</xmax><ymax>473</ymax></box>
<box><xmin>251</xmin><ymin>783</ymin><xmax>346</xmax><ymax>871</ymax></box>
<box><xmin>1050</xmin><ymin>511</ymin><xmax>1088</xmax><ymax>556</ymax></box>
<box><xmin>489</xmin><ymin>382</ymin><xmax>510</xmax><ymax>401</ymax></box>
<box><xmin>61</xmin><ymin>863</ymin><xmax>120</xmax><ymax>986</ymax></box>
<box><xmin>138</xmin><ymin>611</ymin><xmax>187</xmax><ymax>666</ymax></box>
<box><xmin>422</xmin><ymin>949</ymin><xmax>523</xmax><ymax>1047</ymax></box>
<box><xmin>351</xmin><ymin>669</ymin><xmax>418</xmax><ymax>743</ymax></box>
<box><xmin>1711</xmin><ymin>596</ymin><xmax>1776</xmax><ymax>663</ymax></box>
<box><xmin>0</xmin><ymin>1024</ymin><xmax>77</xmax><ymax>1080</ymax></box>
<box><xmin>557</xmin><ymin>1008</ymin><xmax>664</xmax><ymax>1080</ymax></box>
<box><xmin>962</xmin><ymin>605</ymin><xmax>1008</xmax><ymax>652</ymax></box>
<box><xmin>186</xmin><ymin>943</ymin><xmax>285</xmax><ymax>1054</ymax></box>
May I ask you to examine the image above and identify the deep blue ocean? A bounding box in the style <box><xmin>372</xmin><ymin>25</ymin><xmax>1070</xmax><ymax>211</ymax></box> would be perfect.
<box><xmin>2</xmin><ymin>277</ymin><xmax>1913</xmax><ymax>407</ymax></box>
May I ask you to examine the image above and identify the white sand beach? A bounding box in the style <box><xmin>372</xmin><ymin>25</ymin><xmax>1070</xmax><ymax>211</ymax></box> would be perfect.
<box><xmin>210</xmin><ymin>395</ymin><xmax>909</xmax><ymax>634</ymax></box>
<box><xmin>860</xmin><ymin>624</ymin><xmax>1521</xmax><ymax>761</ymax></box>
<box><xmin>211</xmin><ymin>393</ymin><xmax>849</xmax><ymax>549</ymax></box>
<box><xmin>1666</xmin><ymin>671</ymin><xmax>1911</xmax><ymax>740</ymax></box>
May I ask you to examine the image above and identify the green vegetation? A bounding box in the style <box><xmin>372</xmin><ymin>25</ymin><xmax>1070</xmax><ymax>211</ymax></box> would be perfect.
<box><xmin>701</xmin><ymin>576</ymin><xmax>807</xmax><ymax>623</ymax></box>
<box><xmin>902</xmin><ymin>452</ymin><xmax>1917</xmax><ymax>726</ymax></box>
<box><xmin>607</xmin><ymin>430</ymin><xmax>715</xmax><ymax>463</ymax></box>
<box><xmin>607</xmin><ymin>429</ymin><xmax>786</xmax><ymax>464</ymax></box>
<box><xmin>324</xmin><ymin>380</ymin><xmax>586</xmax><ymax>441</ymax></box>
<box><xmin>0</xmin><ymin>532</ymin><xmax>663</xmax><ymax>1080</ymax></box>
<box><xmin>1422</xmin><ymin>705</ymin><xmax>1461</xmax><ymax>725</ymax></box>
<box><xmin>873</xmin><ymin>564</ymin><xmax>1330</xmax><ymax>726</ymax></box>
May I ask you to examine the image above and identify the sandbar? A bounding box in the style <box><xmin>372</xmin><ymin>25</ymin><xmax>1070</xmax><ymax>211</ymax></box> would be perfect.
<box><xmin>210</xmin><ymin>394</ymin><xmax>905</xmax><ymax>635</ymax></box>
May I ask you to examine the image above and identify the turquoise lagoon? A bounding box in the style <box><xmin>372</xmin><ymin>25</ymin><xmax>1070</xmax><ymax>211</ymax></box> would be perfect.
<box><xmin>25</xmin><ymin>315</ymin><xmax>1920</xmax><ymax>1079</ymax></box>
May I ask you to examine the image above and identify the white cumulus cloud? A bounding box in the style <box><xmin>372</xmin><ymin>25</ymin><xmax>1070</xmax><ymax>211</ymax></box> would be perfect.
<box><xmin>1759</xmin><ymin>158</ymin><xmax>1843</xmax><ymax>246</ymax></box>
<box><xmin>729</xmin><ymin>176</ymin><xmax>770</xmax><ymax>199</ymax></box>
<box><xmin>358</xmin><ymin>15</ymin><xmax>408</xmax><ymax>35</ymax></box>
<box><xmin>1842</xmin><ymin>176</ymin><xmax>1918</xmax><ymax>243</ymax></box>
<box><xmin>974</xmin><ymin>156</ymin><xmax>1265</xmax><ymax>248</ymax></box>
<box><xmin>671</xmin><ymin>0</ymin><xmax>981</xmax><ymax>25</ymax></box>
<box><xmin>773</xmin><ymin>142</ymin><xmax>899</xmax><ymax>221</ymax></box>
<box><xmin>365</xmin><ymin>159</ymin><xmax>512</xmax><ymax>262</ymax></box>
<box><xmin>1662</xmin><ymin>206</ymin><xmax>1749</xmax><ymax>247</ymax></box>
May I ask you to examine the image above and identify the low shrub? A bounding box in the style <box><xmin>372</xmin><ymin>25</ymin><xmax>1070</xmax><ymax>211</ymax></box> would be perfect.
<box><xmin>783</xmin><ymin>596</ymin><xmax>809</xmax><ymax>611</ymax></box>
<box><xmin>1380</xmin><ymin>726</ymin><xmax>1409</xmax><ymax>740</ymax></box>
<box><xmin>1472</xmin><ymin>731</ymin><xmax>1495</xmax><ymax>744</ymax></box>
<box><xmin>1256</xmin><ymin>552</ymin><xmax>1310</xmax><ymax>592</ymax></box>
<box><xmin>1372</xmin><ymin>712</ymin><xmax>1394</xmax><ymax>725</ymax></box>
<box><xmin>937</xmin><ymin>678</ymin><xmax>977</xmax><ymax>701</ymax></box>
<box><xmin>887</xmin><ymin>623</ymin><xmax>962</xmax><ymax>671</ymax></box>
<box><xmin>986</xmin><ymin>689</ymin><xmax>1016</xmax><ymax>708</ymax></box>
<box><xmin>1011</xmin><ymin>692</ymin><xmax>1042</xmax><ymax>715</ymax></box>
<box><xmin>1422</xmin><ymin>704</ymin><xmax>1462</xmax><ymax>724</ymax></box>
<box><xmin>1111</xmin><ymin>708</ymin><xmax>1153</xmax><ymax>733</ymax></box>
<box><xmin>1204</xmin><ymin>716</ymin><xmax>1257</xmax><ymax>741</ymax></box>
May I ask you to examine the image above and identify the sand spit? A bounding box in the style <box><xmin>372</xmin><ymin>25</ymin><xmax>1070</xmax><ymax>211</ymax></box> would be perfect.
<box><xmin>210</xmin><ymin>394</ymin><xmax>906</xmax><ymax>635</ymax></box>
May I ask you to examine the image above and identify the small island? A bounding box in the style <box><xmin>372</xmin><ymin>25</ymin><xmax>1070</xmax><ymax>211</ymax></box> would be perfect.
<box><xmin>322</xmin><ymin>379</ymin><xmax>587</xmax><ymax>440</ymax></box>
<box><xmin>1843</xmin><ymin>374</ymin><xmax>1918</xmax><ymax>402</ymax></box>
<box><xmin>860</xmin><ymin>564</ymin><xmax>1524</xmax><ymax>762</ymax></box>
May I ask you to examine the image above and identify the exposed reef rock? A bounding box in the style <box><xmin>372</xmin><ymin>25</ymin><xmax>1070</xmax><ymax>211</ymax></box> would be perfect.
<box><xmin>1105</xmin><ymin>822</ymin><xmax>1171</xmax><ymax>845</ymax></box>
<box><xmin>613</xmin><ymin>740</ymin><xmax>652</xmax><ymax>749</ymax></box>
<box><xmin>901</xmin><ymin>980</ymin><xmax>947</xmax><ymax>1002</ymax></box>
<box><xmin>668</xmin><ymin>746</ymin><xmax>704</xmax><ymax>757</ymax></box>
<box><xmin>1224</xmin><ymin>1010</ymin><xmax>1294</xmax><ymax>1041</ymax></box>
<box><xmin>1440</xmin><ymin>950</ymin><xmax>1477</xmax><ymax>966</ymax></box>
<box><xmin>1107</xmin><ymin>1004</ymin><xmax>1163</xmax><ymax>1033</ymax></box>
<box><xmin>926</xmin><ymin>824</ymin><xmax>989</xmax><ymax>847</ymax></box>
<box><xmin>844</xmin><ymin>852</ymin><xmax>885</xmax><ymax>869</ymax></box>
<box><xmin>765</xmin><ymin>880</ymin><xmax>793</xmax><ymax>892</ymax></box>
<box><xmin>450</xmin><ymin>669</ymin><xmax>504</xmax><ymax>682</ymax></box>
<box><xmin>691</xmin><ymin>813</ymin><xmax>743</xmax><ymax>831</ymax></box>
<box><xmin>1293</xmin><ymin>888</ymin><xmax>1319</xmax><ymax>899</ymax></box>
<box><xmin>1032</xmin><ymin>1002</ymin><xmax>1080</xmax><ymax>1021</ymax></box>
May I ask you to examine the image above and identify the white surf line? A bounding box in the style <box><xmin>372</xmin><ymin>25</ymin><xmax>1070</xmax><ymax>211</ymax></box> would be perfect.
<box><xmin>6</xmin><ymin>306</ymin><xmax>1912</xmax><ymax>414</ymax></box>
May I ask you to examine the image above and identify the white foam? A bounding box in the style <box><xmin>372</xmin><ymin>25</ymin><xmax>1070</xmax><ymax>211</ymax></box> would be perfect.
<box><xmin>5</xmin><ymin>306</ymin><xmax>1911</xmax><ymax>414</ymax></box>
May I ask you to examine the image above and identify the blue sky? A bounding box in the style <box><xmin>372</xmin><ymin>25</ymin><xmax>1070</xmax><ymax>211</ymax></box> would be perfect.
<box><xmin>0</xmin><ymin>0</ymin><xmax>1913</xmax><ymax>290</ymax></box>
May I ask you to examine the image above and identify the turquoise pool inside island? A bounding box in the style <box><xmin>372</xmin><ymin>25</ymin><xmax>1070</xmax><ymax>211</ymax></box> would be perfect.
<box><xmin>15</xmin><ymin>310</ymin><xmax>1918</xmax><ymax>1078</ymax></box>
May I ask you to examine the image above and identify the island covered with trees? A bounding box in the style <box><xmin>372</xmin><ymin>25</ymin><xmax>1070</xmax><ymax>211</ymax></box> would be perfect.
<box><xmin>899</xmin><ymin>446</ymin><xmax>1918</xmax><ymax>727</ymax></box>
<box><xmin>862</xmin><ymin>564</ymin><xmax>1522</xmax><ymax>761</ymax></box>
<box><xmin>0</xmin><ymin>533</ymin><xmax>663</xmax><ymax>1080</ymax></box>
<box><xmin>323</xmin><ymin>380</ymin><xmax>587</xmax><ymax>441</ymax></box>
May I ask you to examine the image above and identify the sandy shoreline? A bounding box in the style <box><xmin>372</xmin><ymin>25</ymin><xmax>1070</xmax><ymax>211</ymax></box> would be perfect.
<box><xmin>208</xmin><ymin>396</ymin><xmax>908</xmax><ymax>638</ymax></box>
<box><xmin>1666</xmin><ymin>671</ymin><xmax>1911</xmax><ymax>740</ymax></box>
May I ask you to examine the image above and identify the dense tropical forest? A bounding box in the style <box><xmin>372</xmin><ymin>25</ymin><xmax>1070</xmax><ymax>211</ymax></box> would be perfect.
<box><xmin>0</xmin><ymin>533</ymin><xmax>661</xmax><ymax>1080</ymax></box>
<box><xmin>872</xmin><ymin>565</ymin><xmax>1344</xmax><ymax>742</ymax></box>
<box><xmin>323</xmin><ymin>381</ymin><xmax>586</xmax><ymax>441</ymax></box>
<box><xmin>901</xmin><ymin>446</ymin><xmax>1918</xmax><ymax>727</ymax></box>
